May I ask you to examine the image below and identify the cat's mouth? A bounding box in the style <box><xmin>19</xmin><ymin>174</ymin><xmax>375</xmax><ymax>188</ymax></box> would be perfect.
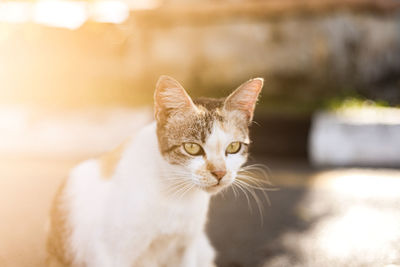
<box><xmin>195</xmin><ymin>176</ymin><xmax>233</xmax><ymax>194</ymax></box>
<box><xmin>202</xmin><ymin>185</ymin><xmax>222</xmax><ymax>194</ymax></box>
<box><xmin>200</xmin><ymin>182</ymin><xmax>230</xmax><ymax>194</ymax></box>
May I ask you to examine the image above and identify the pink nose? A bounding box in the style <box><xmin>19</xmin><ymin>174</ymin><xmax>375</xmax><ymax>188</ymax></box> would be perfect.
<box><xmin>211</xmin><ymin>170</ymin><xmax>226</xmax><ymax>180</ymax></box>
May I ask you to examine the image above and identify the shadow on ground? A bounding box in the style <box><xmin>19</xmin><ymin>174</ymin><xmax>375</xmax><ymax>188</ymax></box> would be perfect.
<box><xmin>208</xmin><ymin>187</ymin><xmax>314</xmax><ymax>267</ymax></box>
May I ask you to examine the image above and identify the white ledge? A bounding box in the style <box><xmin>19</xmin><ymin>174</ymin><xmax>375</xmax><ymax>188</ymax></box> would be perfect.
<box><xmin>309</xmin><ymin>108</ymin><xmax>400</xmax><ymax>167</ymax></box>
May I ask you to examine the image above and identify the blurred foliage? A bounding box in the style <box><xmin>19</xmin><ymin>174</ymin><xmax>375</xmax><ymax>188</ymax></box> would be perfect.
<box><xmin>324</xmin><ymin>95</ymin><xmax>393</xmax><ymax>111</ymax></box>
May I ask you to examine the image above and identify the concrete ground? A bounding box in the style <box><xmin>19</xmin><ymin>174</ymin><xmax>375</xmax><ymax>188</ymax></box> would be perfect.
<box><xmin>1</xmin><ymin>157</ymin><xmax>400</xmax><ymax>267</ymax></box>
<box><xmin>209</xmin><ymin>160</ymin><xmax>400</xmax><ymax>267</ymax></box>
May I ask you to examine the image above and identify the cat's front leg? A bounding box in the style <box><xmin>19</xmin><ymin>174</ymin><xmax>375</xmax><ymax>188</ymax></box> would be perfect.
<box><xmin>195</xmin><ymin>233</ymin><xmax>216</xmax><ymax>267</ymax></box>
<box><xmin>181</xmin><ymin>233</ymin><xmax>216</xmax><ymax>267</ymax></box>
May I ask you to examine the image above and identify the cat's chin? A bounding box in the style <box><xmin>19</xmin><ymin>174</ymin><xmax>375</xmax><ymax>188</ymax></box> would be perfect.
<box><xmin>200</xmin><ymin>184</ymin><xmax>228</xmax><ymax>195</ymax></box>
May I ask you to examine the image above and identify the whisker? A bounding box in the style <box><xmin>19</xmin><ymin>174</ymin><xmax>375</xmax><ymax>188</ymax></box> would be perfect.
<box><xmin>175</xmin><ymin>184</ymin><xmax>195</xmax><ymax>200</ymax></box>
<box><xmin>236</xmin><ymin>177</ymin><xmax>274</xmax><ymax>189</ymax></box>
<box><xmin>238</xmin><ymin>164</ymin><xmax>276</xmax><ymax>188</ymax></box>
<box><xmin>232</xmin><ymin>182</ymin><xmax>253</xmax><ymax>213</ymax></box>
<box><xmin>235</xmin><ymin>180</ymin><xmax>265</xmax><ymax>224</ymax></box>
<box><xmin>230</xmin><ymin>184</ymin><xmax>238</xmax><ymax>199</ymax></box>
<box><xmin>236</xmin><ymin>173</ymin><xmax>274</xmax><ymax>202</ymax></box>
<box><xmin>170</xmin><ymin>183</ymin><xmax>191</xmax><ymax>199</ymax></box>
<box><xmin>232</xmin><ymin>163</ymin><xmax>278</xmax><ymax>224</ymax></box>
<box><xmin>236</xmin><ymin>176</ymin><xmax>272</xmax><ymax>188</ymax></box>
<box><xmin>163</xmin><ymin>177</ymin><xmax>191</xmax><ymax>182</ymax></box>
<box><xmin>162</xmin><ymin>180</ymin><xmax>190</xmax><ymax>195</ymax></box>
<box><xmin>236</xmin><ymin>178</ymin><xmax>272</xmax><ymax>206</ymax></box>
<box><xmin>236</xmin><ymin>179</ymin><xmax>269</xmax><ymax>206</ymax></box>
<box><xmin>240</xmin><ymin>164</ymin><xmax>272</xmax><ymax>179</ymax></box>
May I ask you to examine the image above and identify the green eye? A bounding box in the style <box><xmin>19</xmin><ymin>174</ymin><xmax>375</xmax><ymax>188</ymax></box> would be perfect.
<box><xmin>183</xmin><ymin>143</ymin><xmax>203</xmax><ymax>156</ymax></box>
<box><xmin>226</xmin><ymin>142</ymin><xmax>241</xmax><ymax>154</ymax></box>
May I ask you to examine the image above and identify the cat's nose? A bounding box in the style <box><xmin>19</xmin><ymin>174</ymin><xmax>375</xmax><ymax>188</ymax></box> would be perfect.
<box><xmin>211</xmin><ymin>170</ymin><xmax>226</xmax><ymax>180</ymax></box>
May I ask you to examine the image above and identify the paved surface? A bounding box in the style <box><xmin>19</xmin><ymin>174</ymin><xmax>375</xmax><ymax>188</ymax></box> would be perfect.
<box><xmin>1</xmin><ymin>157</ymin><xmax>400</xmax><ymax>267</ymax></box>
<box><xmin>209</xmin><ymin>160</ymin><xmax>400</xmax><ymax>267</ymax></box>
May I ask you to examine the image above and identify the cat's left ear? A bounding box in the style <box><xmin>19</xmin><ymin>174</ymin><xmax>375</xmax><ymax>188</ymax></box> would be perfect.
<box><xmin>154</xmin><ymin>75</ymin><xmax>197</xmax><ymax>122</ymax></box>
<box><xmin>224</xmin><ymin>78</ymin><xmax>264</xmax><ymax>122</ymax></box>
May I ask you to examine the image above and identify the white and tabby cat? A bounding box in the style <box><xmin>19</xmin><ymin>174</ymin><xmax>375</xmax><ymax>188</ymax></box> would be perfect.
<box><xmin>46</xmin><ymin>75</ymin><xmax>264</xmax><ymax>267</ymax></box>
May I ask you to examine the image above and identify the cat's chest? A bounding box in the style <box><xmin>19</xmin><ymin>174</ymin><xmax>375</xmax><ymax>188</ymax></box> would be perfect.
<box><xmin>152</xmin><ymin>194</ymin><xmax>210</xmax><ymax>236</ymax></box>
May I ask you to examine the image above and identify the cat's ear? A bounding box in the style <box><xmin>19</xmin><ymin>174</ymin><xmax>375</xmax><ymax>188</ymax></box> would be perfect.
<box><xmin>224</xmin><ymin>78</ymin><xmax>264</xmax><ymax>121</ymax></box>
<box><xmin>154</xmin><ymin>75</ymin><xmax>197</xmax><ymax>122</ymax></box>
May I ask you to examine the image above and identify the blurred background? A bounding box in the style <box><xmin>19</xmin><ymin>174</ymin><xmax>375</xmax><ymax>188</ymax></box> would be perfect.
<box><xmin>1</xmin><ymin>0</ymin><xmax>400</xmax><ymax>266</ymax></box>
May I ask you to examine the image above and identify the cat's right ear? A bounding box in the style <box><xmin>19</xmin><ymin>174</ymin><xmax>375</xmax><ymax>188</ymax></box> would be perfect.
<box><xmin>154</xmin><ymin>75</ymin><xmax>197</xmax><ymax>122</ymax></box>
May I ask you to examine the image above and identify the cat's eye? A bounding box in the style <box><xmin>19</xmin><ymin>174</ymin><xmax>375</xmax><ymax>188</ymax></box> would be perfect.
<box><xmin>226</xmin><ymin>142</ymin><xmax>241</xmax><ymax>154</ymax></box>
<box><xmin>183</xmin><ymin>143</ymin><xmax>203</xmax><ymax>156</ymax></box>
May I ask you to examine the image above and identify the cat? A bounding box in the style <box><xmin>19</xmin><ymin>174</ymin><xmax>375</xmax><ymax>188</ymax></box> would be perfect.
<box><xmin>46</xmin><ymin>75</ymin><xmax>264</xmax><ymax>267</ymax></box>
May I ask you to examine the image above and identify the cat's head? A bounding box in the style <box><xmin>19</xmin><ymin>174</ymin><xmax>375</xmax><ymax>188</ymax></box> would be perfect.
<box><xmin>154</xmin><ymin>75</ymin><xmax>263</xmax><ymax>194</ymax></box>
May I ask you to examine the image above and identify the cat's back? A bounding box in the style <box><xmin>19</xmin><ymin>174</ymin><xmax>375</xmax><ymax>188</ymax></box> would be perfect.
<box><xmin>73</xmin><ymin>121</ymin><xmax>157</xmax><ymax>178</ymax></box>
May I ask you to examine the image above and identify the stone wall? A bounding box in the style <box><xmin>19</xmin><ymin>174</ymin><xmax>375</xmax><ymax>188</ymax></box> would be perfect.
<box><xmin>127</xmin><ymin>2</ymin><xmax>400</xmax><ymax>111</ymax></box>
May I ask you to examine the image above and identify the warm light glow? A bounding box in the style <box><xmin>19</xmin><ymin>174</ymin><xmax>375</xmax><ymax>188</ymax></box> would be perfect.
<box><xmin>128</xmin><ymin>0</ymin><xmax>160</xmax><ymax>10</ymax></box>
<box><xmin>317</xmin><ymin>205</ymin><xmax>400</xmax><ymax>259</ymax></box>
<box><xmin>90</xmin><ymin>1</ymin><xmax>129</xmax><ymax>24</ymax></box>
<box><xmin>0</xmin><ymin>106</ymin><xmax>28</xmax><ymax>133</ymax></box>
<box><xmin>283</xmin><ymin>169</ymin><xmax>400</xmax><ymax>264</ymax></box>
<box><xmin>312</xmin><ymin>169</ymin><xmax>400</xmax><ymax>199</ymax></box>
<box><xmin>33</xmin><ymin>0</ymin><xmax>88</xmax><ymax>30</ymax></box>
<box><xmin>312</xmin><ymin>170</ymin><xmax>400</xmax><ymax>257</ymax></box>
<box><xmin>311</xmin><ymin>169</ymin><xmax>400</xmax><ymax>258</ymax></box>
<box><xmin>0</xmin><ymin>0</ymin><xmax>157</xmax><ymax>29</ymax></box>
<box><xmin>0</xmin><ymin>2</ymin><xmax>32</xmax><ymax>23</ymax></box>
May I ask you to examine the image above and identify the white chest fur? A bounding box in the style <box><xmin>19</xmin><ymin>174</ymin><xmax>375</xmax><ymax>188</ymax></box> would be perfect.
<box><xmin>64</xmin><ymin>123</ymin><xmax>214</xmax><ymax>267</ymax></box>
